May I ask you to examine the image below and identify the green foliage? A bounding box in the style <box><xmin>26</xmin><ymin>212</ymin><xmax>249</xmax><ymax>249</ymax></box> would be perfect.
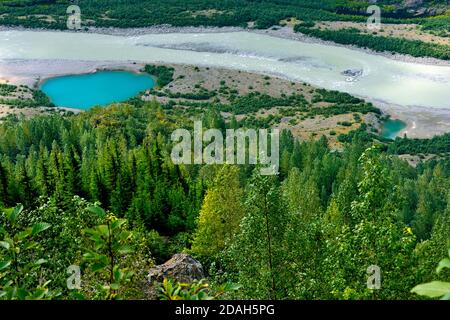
<box><xmin>191</xmin><ymin>166</ymin><xmax>244</xmax><ymax>261</ymax></box>
<box><xmin>420</xmin><ymin>12</ymin><xmax>450</xmax><ymax>36</ymax></box>
<box><xmin>338</xmin><ymin>123</ymin><xmax>387</xmax><ymax>144</ymax></box>
<box><xmin>2</xmin><ymin>0</ymin><xmax>447</xmax><ymax>33</ymax></box>
<box><xmin>0</xmin><ymin>102</ymin><xmax>202</xmax><ymax>236</ymax></box>
<box><xmin>0</xmin><ymin>197</ymin><xmax>153</xmax><ymax>300</ymax></box>
<box><xmin>351</xmin><ymin>145</ymin><xmax>391</xmax><ymax>219</ymax></box>
<box><xmin>158</xmin><ymin>278</ymin><xmax>240</xmax><ymax>300</ymax></box>
<box><xmin>144</xmin><ymin>65</ymin><xmax>174</xmax><ymax>87</ymax></box>
<box><xmin>294</xmin><ymin>25</ymin><xmax>450</xmax><ymax>60</ymax></box>
<box><xmin>412</xmin><ymin>281</ymin><xmax>450</xmax><ymax>299</ymax></box>
<box><xmin>412</xmin><ymin>243</ymin><xmax>450</xmax><ymax>300</ymax></box>
<box><xmin>223</xmin><ymin>92</ymin><xmax>308</xmax><ymax>114</ymax></box>
<box><xmin>0</xmin><ymin>94</ymin><xmax>448</xmax><ymax>300</ymax></box>
<box><xmin>0</xmin><ymin>83</ymin><xmax>53</xmax><ymax>109</ymax></box>
<box><xmin>388</xmin><ymin>133</ymin><xmax>450</xmax><ymax>154</ymax></box>
<box><xmin>158</xmin><ymin>278</ymin><xmax>210</xmax><ymax>300</ymax></box>
<box><xmin>318</xmin><ymin>146</ymin><xmax>418</xmax><ymax>299</ymax></box>
<box><xmin>0</xmin><ymin>204</ymin><xmax>54</xmax><ymax>300</ymax></box>
<box><xmin>82</xmin><ymin>206</ymin><xmax>135</xmax><ymax>300</ymax></box>
<box><xmin>0</xmin><ymin>0</ymin><xmax>363</xmax><ymax>29</ymax></box>
<box><xmin>32</xmin><ymin>89</ymin><xmax>53</xmax><ymax>107</ymax></box>
<box><xmin>153</xmin><ymin>88</ymin><xmax>216</xmax><ymax>101</ymax></box>
<box><xmin>226</xmin><ymin>171</ymin><xmax>288</xmax><ymax>299</ymax></box>
<box><xmin>313</xmin><ymin>89</ymin><xmax>364</xmax><ymax>104</ymax></box>
<box><xmin>0</xmin><ymin>84</ymin><xmax>17</xmax><ymax>96</ymax></box>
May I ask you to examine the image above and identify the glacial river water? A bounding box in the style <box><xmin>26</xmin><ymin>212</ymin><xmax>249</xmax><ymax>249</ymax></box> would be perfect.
<box><xmin>0</xmin><ymin>30</ymin><xmax>450</xmax><ymax>110</ymax></box>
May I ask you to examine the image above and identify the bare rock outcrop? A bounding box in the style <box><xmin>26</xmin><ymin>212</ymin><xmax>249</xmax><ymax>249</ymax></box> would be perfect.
<box><xmin>145</xmin><ymin>253</ymin><xmax>205</xmax><ymax>299</ymax></box>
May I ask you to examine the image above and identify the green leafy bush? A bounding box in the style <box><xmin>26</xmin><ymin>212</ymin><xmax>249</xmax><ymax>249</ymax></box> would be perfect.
<box><xmin>158</xmin><ymin>278</ymin><xmax>241</xmax><ymax>300</ymax></box>
<box><xmin>412</xmin><ymin>243</ymin><xmax>450</xmax><ymax>300</ymax></box>
<box><xmin>82</xmin><ymin>206</ymin><xmax>135</xmax><ymax>300</ymax></box>
<box><xmin>0</xmin><ymin>204</ymin><xmax>54</xmax><ymax>300</ymax></box>
<box><xmin>144</xmin><ymin>65</ymin><xmax>175</xmax><ymax>87</ymax></box>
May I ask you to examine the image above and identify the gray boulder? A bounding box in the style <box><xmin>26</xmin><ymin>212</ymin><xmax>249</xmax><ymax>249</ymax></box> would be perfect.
<box><xmin>342</xmin><ymin>69</ymin><xmax>363</xmax><ymax>77</ymax></box>
<box><xmin>146</xmin><ymin>253</ymin><xmax>205</xmax><ymax>299</ymax></box>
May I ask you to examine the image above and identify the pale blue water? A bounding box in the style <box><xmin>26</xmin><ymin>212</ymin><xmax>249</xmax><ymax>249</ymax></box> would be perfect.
<box><xmin>40</xmin><ymin>71</ymin><xmax>155</xmax><ymax>109</ymax></box>
<box><xmin>381</xmin><ymin>119</ymin><xmax>407</xmax><ymax>140</ymax></box>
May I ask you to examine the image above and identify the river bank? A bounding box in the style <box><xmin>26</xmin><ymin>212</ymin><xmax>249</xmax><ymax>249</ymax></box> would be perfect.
<box><xmin>0</xmin><ymin>59</ymin><xmax>143</xmax><ymax>87</ymax></box>
<box><xmin>369</xmin><ymin>100</ymin><xmax>450</xmax><ymax>139</ymax></box>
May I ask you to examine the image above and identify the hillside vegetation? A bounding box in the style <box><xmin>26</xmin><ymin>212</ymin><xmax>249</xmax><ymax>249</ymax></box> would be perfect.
<box><xmin>0</xmin><ymin>94</ymin><xmax>449</xmax><ymax>299</ymax></box>
<box><xmin>0</xmin><ymin>0</ymin><xmax>447</xmax><ymax>31</ymax></box>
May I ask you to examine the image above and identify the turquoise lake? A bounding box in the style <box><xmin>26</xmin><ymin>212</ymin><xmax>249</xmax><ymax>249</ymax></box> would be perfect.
<box><xmin>40</xmin><ymin>71</ymin><xmax>155</xmax><ymax>109</ymax></box>
<box><xmin>381</xmin><ymin>119</ymin><xmax>407</xmax><ymax>140</ymax></box>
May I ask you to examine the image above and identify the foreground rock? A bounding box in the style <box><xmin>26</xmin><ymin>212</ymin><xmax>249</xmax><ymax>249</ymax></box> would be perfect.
<box><xmin>145</xmin><ymin>253</ymin><xmax>205</xmax><ymax>299</ymax></box>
